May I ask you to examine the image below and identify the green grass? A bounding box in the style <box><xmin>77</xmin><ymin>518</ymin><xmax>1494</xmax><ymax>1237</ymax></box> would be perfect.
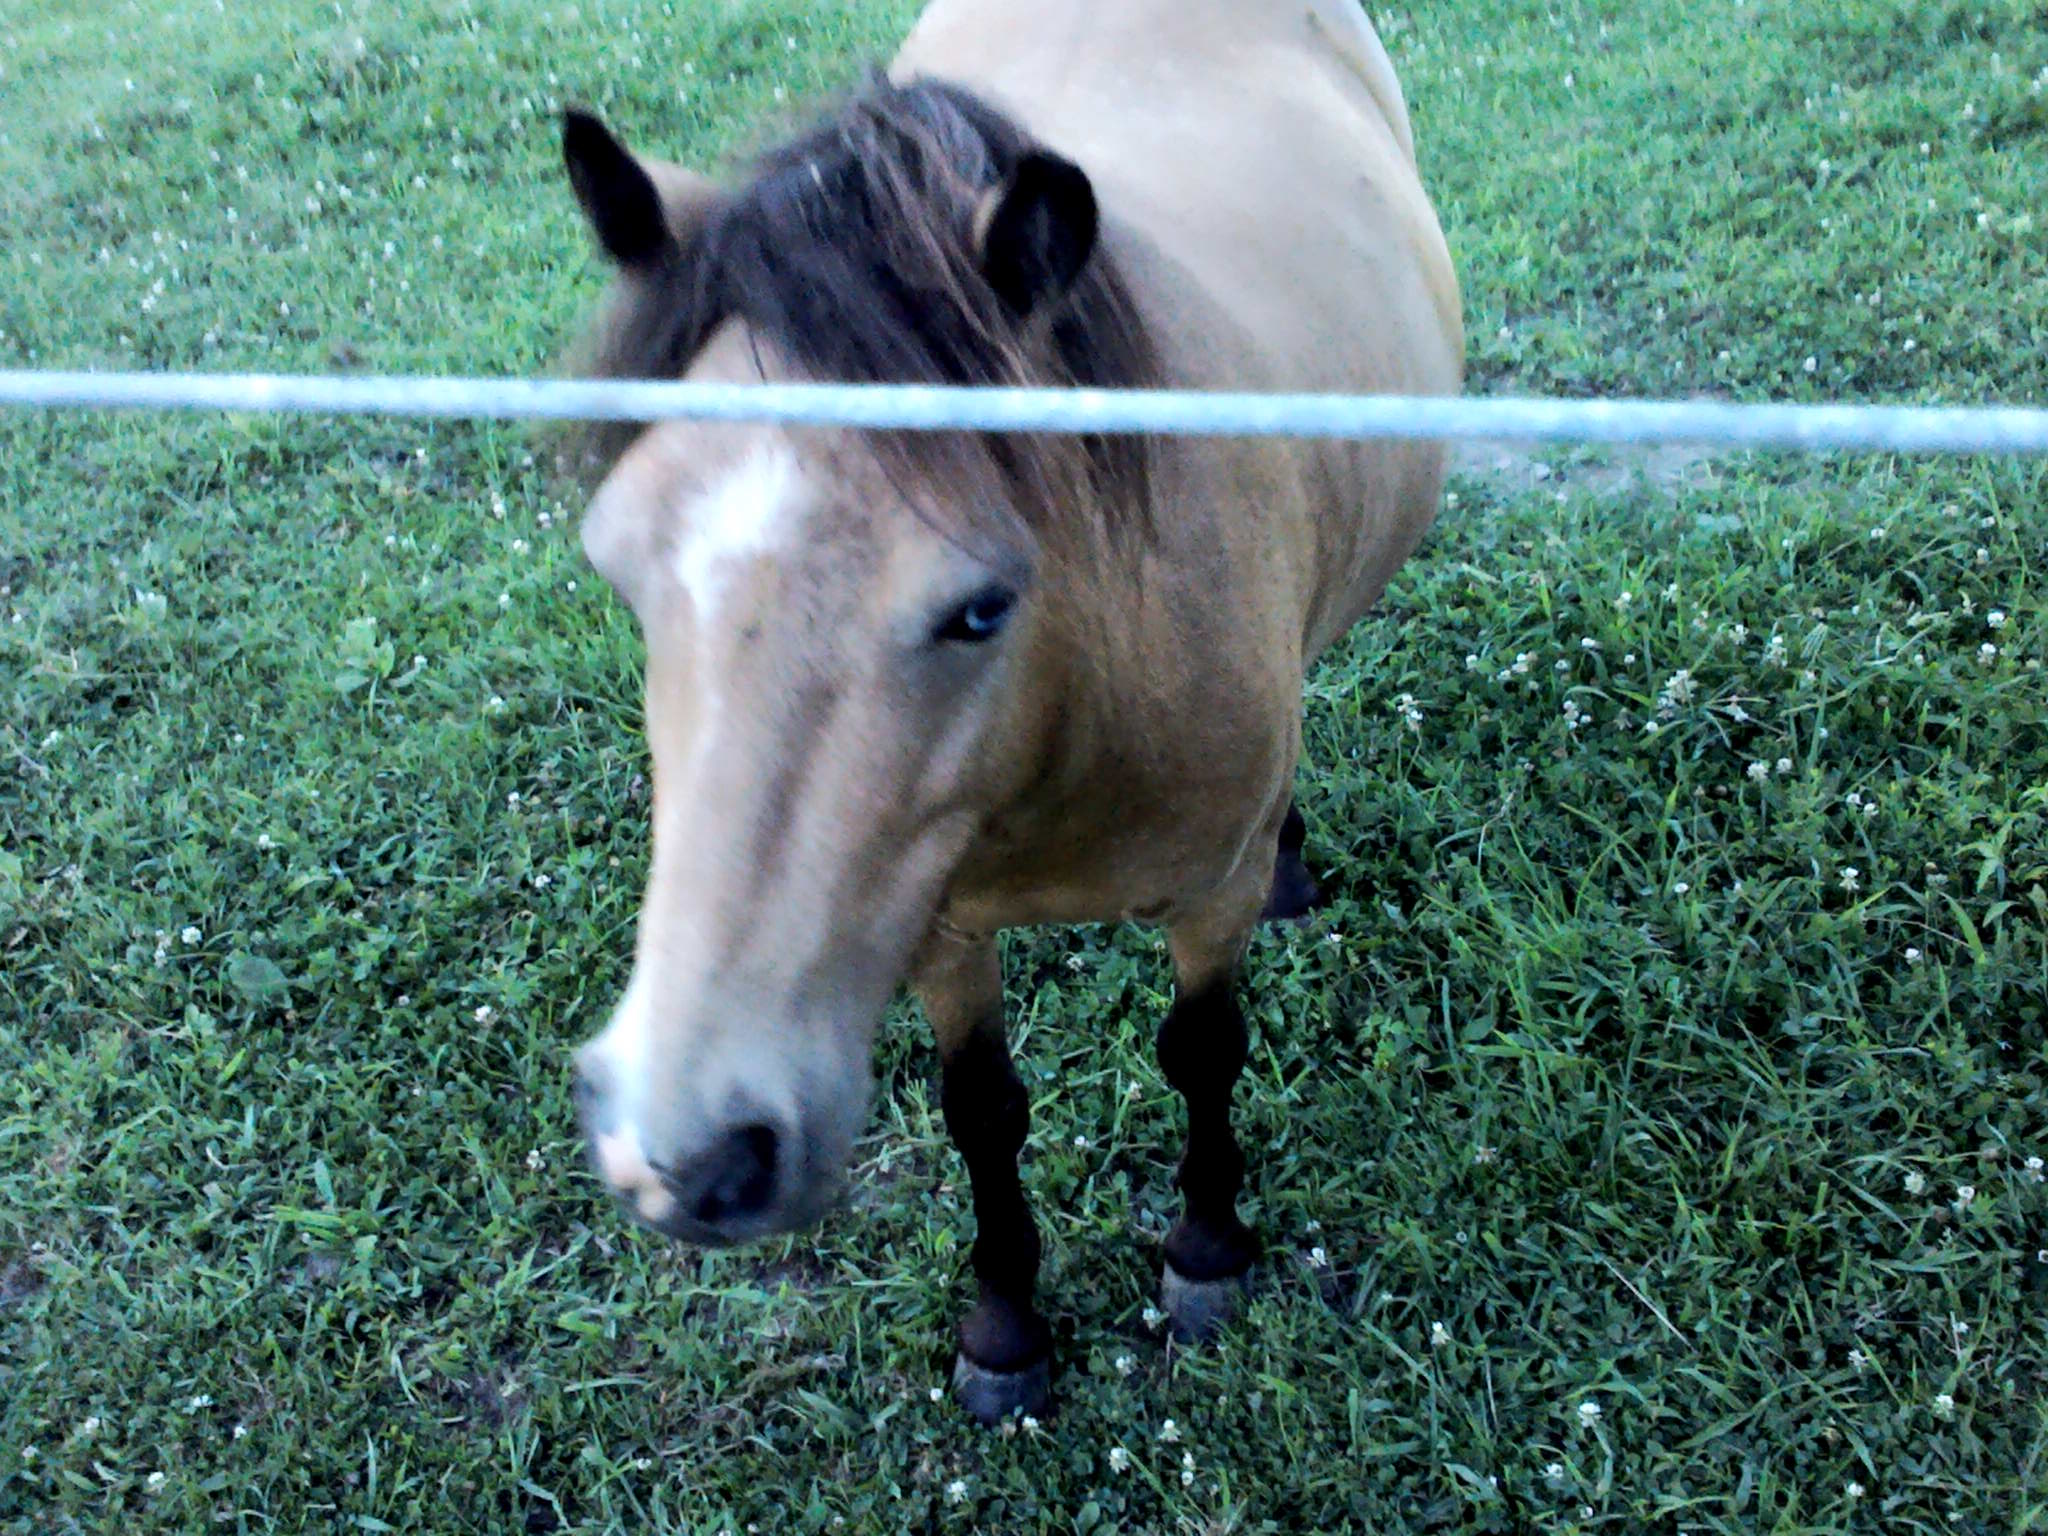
<box><xmin>2</xmin><ymin>0</ymin><xmax>2045</xmax><ymax>1530</ymax></box>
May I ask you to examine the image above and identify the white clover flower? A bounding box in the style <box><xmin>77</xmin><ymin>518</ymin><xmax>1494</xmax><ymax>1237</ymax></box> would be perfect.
<box><xmin>498</xmin><ymin>593</ymin><xmax>512</xmax><ymax>610</ymax></box>
<box><xmin>1953</xmin><ymin>1184</ymin><xmax>1975</xmax><ymax>1207</ymax></box>
<box><xmin>1429</xmin><ymin>1321</ymin><xmax>1452</xmax><ymax>1349</ymax></box>
<box><xmin>1142</xmin><ymin>1305</ymin><xmax>1166</xmax><ymax>1332</ymax></box>
<box><xmin>1158</xmin><ymin>1419</ymin><xmax>1181</xmax><ymax>1443</ymax></box>
<box><xmin>1020</xmin><ymin>1415</ymin><xmax>1040</xmax><ymax>1434</ymax></box>
<box><xmin>1839</xmin><ymin>868</ymin><xmax>1861</xmax><ymax>893</ymax></box>
<box><xmin>1747</xmin><ymin>761</ymin><xmax>1771</xmax><ymax>783</ymax></box>
<box><xmin>1987</xmin><ymin>610</ymin><xmax>2006</xmax><ymax>629</ymax></box>
<box><xmin>1848</xmin><ymin>1348</ymin><xmax>1869</xmax><ymax>1372</ymax></box>
<box><xmin>146</xmin><ymin>1472</ymin><xmax>166</xmax><ymax>1492</ymax></box>
<box><xmin>1543</xmin><ymin>1461</ymin><xmax>1566</xmax><ymax>1484</ymax></box>
<box><xmin>1846</xmin><ymin>1481</ymin><xmax>1865</xmax><ymax>1500</ymax></box>
<box><xmin>525</xmin><ymin>1149</ymin><xmax>545</xmax><ymax>1172</ymax></box>
<box><xmin>1107</xmin><ymin>1446</ymin><xmax>1130</xmax><ymax>1473</ymax></box>
<box><xmin>1473</xmin><ymin>1145</ymin><xmax>1498</xmax><ymax>1165</ymax></box>
<box><xmin>1933</xmin><ymin>1392</ymin><xmax>1956</xmax><ymax>1419</ymax></box>
<box><xmin>1114</xmin><ymin>1354</ymin><xmax>1135</xmax><ymax>1377</ymax></box>
<box><xmin>257</xmin><ymin>833</ymin><xmax>276</xmax><ymax>850</ymax></box>
<box><xmin>1180</xmin><ymin>1451</ymin><xmax>1195</xmax><ymax>1487</ymax></box>
<box><xmin>2025</xmin><ymin>1155</ymin><xmax>2044</xmax><ymax>1183</ymax></box>
<box><xmin>187</xmin><ymin>1394</ymin><xmax>212</xmax><ymax>1410</ymax></box>
<box><xmin>1905</xmin><ymin>947</ymin><xmax>1924</xmax><ymax>966</ymax></box>
<box><xmin>1577</xmin><ymin>1400</ymin><xmax>1602</xmax><ymax>1425</ymax></box>
<box><xmin>1308</xmin><ymin>1246</ymin><xmax>1329</xmax><ymax>1268</ymax></box>
<box><xmin>473</xmin><ymin>1005</ymin><xmax>495</xmax><ymax>1025</ymax></box>
<box><xmin>181</xmin><ymin>925</ymin><xmax>202</xmax><ymax>945</ymax></box>
<box><xmin>946</xmin><ymin>1479</ymin><xmax>968</xmax><ymax>1504</ymax></box>
<box><xmin>928</xmin><ymin>1387</ymin><xmax>943</xmax><ymax>1403</ymax></box>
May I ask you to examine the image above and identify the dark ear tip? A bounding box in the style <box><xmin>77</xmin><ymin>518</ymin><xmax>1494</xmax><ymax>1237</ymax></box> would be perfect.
<box><xmin>561</xmin><ymin>107</ymin><xmax>608</xmax><ymax>158</ymax></box>
<box><xmin>1015</xmin><ymin>149</ymin><xmax>1093</xmax><ymax>200</ymax></box>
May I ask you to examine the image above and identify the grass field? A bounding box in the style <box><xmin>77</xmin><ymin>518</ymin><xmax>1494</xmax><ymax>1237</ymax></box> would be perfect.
<box><xmin>2</xmin><ymin>0</ymin><xmax>2045</xmax><ymax>1530</ymax></box>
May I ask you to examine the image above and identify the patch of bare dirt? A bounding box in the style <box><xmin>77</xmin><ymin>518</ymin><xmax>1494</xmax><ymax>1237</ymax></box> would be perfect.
<box><xmin>1452</xmin><ymin>439</ymin><xmax>1723</xmax><ymax>499</ymax></box>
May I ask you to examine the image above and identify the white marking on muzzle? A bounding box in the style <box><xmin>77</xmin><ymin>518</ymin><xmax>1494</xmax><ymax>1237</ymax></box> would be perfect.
<box><xmin>591</xmin><ymin>1123</ymin><xmax>678</xmax><ymax>1223</ymax></box>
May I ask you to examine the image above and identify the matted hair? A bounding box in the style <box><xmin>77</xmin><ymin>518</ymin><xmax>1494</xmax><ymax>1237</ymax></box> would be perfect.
<box><xmin>564</xmin><ymin>74</ymin><xmax>1160</xmax><ymax>555</ymax></box>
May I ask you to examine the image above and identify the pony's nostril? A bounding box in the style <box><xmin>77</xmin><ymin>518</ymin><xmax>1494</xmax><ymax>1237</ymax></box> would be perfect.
<box><xmin>690</xmin><ymin>1122</ymin><xmax>780</xmax><ymax>1227</ymax></box>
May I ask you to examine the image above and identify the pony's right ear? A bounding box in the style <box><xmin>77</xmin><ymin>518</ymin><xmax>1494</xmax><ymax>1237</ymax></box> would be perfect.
<box><xmin>562</xmin><ymin>109</ymin><xmax>671</xmax><ymax>266</ymax></box>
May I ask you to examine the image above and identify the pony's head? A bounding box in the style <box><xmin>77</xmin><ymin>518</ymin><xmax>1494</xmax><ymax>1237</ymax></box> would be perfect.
<box><xmin>559</xmin><ymin>80</ymin><xmax>1152</xmax><ymax>1242</ymax></box>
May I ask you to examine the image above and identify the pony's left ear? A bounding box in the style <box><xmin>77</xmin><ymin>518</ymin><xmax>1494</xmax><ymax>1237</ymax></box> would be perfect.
<box><xmin>974</xmin><ymin>150</ymin><xmax>1099</xmax><ymax>316</ymax></box>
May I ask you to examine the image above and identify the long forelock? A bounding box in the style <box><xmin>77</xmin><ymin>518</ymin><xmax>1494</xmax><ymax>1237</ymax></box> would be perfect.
<box><xmin>566</xmin><ymin>75</ymin><xmax>1158</xmax><ymax>555</ymax></box>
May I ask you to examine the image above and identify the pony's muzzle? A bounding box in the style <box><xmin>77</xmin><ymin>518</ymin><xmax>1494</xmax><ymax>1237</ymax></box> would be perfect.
<box><xmin>573</xmin><ymin>1059</ymin><xmax>790</xmax><ymax>1245</ymax></box>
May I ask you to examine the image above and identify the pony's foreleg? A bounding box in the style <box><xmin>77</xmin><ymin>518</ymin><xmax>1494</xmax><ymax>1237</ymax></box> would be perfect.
<box><xmin>1156</xmin><ymin>848</ymin><xmax>1271</xmax><ymax>1340</ymax></box>
<box><xmin>912</xmin><ymin>929</ymin><xmax>1051</xmax><ymax>1424</ymax></box>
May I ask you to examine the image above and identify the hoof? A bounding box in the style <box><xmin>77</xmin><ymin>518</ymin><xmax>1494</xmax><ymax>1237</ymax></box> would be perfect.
<box><xmin>1161</xmin><ymin>1261</ymin><xmax>1250</xmax><ymax>1343</ymax></box>
<box><xmin>951</xmin><ymin>1353</ymin><xmax>1051</xmax><ymax>1426</ymax></box>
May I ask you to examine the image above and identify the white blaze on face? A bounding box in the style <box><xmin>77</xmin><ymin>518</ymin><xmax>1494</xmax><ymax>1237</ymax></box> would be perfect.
<box><xmin>673</xmin><ymin>444</ymin><xmax>802</xmax><ymax>626</ymax></box>
<box><xmin>579</xmin><ymin>447</ymin><xmax>814</xmax><ymax>1214</ymax></box>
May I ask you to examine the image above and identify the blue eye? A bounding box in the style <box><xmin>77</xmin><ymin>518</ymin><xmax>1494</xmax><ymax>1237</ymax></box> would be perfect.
<box><xmin>933</xmin><ymin>585</ymin><xmax>1017</xmax><ymax>645</ymax></box>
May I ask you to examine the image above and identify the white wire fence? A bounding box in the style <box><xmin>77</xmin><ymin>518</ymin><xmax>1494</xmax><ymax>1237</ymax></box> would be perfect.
<box><xmin>3</xmin><ymin>369</ymin><xmax>2048</xmax><ymax>455</ymax></box>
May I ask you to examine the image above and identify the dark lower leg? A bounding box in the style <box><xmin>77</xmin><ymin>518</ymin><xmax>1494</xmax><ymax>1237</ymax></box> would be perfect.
<box><xmin>1154</xmin><ymin>977</ymin><xmax>1260</xmax><ymax>1281</ymax></box>
<box><xmin>941</xmin><ymin>1025</ymin><xmax>1049</xmax><ymax>1373</ymax></box>
<box><xmin>1263</xmin><ymin>799</ymin><xmax>1323</xmax><ymax>922</ymax></box>
<box><xmin>1279</xmin><ymin>801</ymin><xmax>1307</xmax><ymax>858</ymax></box>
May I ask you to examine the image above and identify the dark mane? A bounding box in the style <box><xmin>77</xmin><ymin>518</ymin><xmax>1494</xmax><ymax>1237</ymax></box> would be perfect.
<box><xmin>567</xmin><ymin>74</ymin><xmax>1159</xmax><ymax>550</ymax></box>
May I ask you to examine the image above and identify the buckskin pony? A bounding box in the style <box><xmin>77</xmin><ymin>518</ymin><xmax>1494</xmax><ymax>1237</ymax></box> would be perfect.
<box><xmin>560</xmin><ymin>0</ymin><xmax>1462</xmax><ymax>1421</ymax></box>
